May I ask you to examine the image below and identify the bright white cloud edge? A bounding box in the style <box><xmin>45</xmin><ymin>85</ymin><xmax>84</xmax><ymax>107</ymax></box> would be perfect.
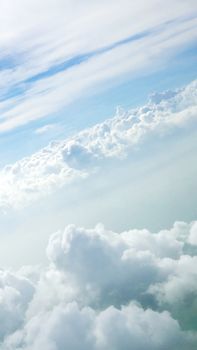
<box><xmin>0</xmin><ymin>79</ymin><xmax>196</xmax><ymax>209</ymax></box>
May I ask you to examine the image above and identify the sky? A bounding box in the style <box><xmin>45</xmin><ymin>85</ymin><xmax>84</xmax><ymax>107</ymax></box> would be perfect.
<box><xmin>0</xmin><ymin>1</ymin><xmax>197</xmax><ymax>349</ymax></box>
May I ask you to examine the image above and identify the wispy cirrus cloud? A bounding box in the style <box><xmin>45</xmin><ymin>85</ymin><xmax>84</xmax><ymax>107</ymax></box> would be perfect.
<box><xmin>0</xmin><ymin>0</ymin><xmax>196</xmax><ymax>132</ymax></box>
<box><xmin>34</xmin><ymin>123</ymin><xmax>59</xmax><ymax>135</ymax></box>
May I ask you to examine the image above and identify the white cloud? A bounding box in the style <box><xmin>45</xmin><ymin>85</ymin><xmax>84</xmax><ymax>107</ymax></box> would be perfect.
<box><xmin>4</xmin><ymin>303</ymin><xmax>197</xmax><ymax>350</ymax></box>
<box><xmin>0</xmin><ymin>79</ymin><xmax>196</xmax><ymax>209</ymax></box>
<box><xmin>45</xmin><ymin>223</ymin><xmax>177</xmax><ymax>308</ymax></box>
<box><xmin>34</xmin><ymin>124</ymin><xmax>58</xmax><ymax>135</ymax></box>
<box><xmin>1</xmin><ymin>220</ymin><xmax>197</xmax><ymax>349</ymax></box>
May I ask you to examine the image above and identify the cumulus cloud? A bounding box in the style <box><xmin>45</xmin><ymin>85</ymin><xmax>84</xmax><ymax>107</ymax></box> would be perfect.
<box><xmin>4</xmin><ymin>303</ymin><xmax>197</xmax><ymax>350</ymax></box>
<box><xmin>1</xmin><ymin>220</ymin><xmax>197</xmax><ymax>349</ymax></box>
<box><xmin>0</xmin><ymin>79</ymin><xmax>196</xmax><ymax>209</ymax></box>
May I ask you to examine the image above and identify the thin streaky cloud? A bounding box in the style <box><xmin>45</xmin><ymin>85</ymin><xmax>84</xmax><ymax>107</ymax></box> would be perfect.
<box><xmin>0</xmin><ymin>0</ymin><xmax>196</xmax><ymax>131</ymax></box>
<box><xmin>0</xmin><ymin>16</ymin><xmax>196</xmax><ymax>132</ymax></box>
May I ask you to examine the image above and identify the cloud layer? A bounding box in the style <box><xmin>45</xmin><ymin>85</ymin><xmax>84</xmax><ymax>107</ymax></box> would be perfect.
<box><xmin>1</xmin><ymin>220</ymin><xmax>197</xmax><ymax>349</ymax></box>
<box><xmin>0</xmin><ymin>79</ymin><xmax>196</xmax><ymax>209</ymax></box>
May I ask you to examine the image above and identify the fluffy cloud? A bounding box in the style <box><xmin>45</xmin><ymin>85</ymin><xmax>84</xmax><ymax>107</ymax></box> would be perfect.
<box><xmin>45</xmin><ymin>221</ymin><xmax>197</xmax><ymax>311</ymax></box>
<box><xmin>1</xmin><ymin>220</ymin><xmax>197</xmax><ymax>349</ymax></box>
<box><xmin>46</xmin><ymin>223</ymin><xmax>181</xmax><ymax>308</ymax></box>
<box><xmin>0</xmin><ymin>79</ymin><xmax>196</xmax><ymax>209</ymax></box>
<box><xmin>4</xmin><ymin>303</ymin><xmax>197</xmax><ymax>350</ymax></box>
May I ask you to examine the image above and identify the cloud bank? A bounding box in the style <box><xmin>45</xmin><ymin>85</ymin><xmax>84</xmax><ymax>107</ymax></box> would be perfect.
<box><xmin>1</xmin><ymin>220</ymin><xmax>197</xmax><ymax>349</ymax></box>
<box><xmin>0</xmin><ymin>79</ymin><xmax>196</xmax><ymax>209</ymax></box>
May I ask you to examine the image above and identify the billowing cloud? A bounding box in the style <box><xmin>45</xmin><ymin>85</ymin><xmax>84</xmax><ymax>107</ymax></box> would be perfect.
<box><xmin>0</xmin><ymin>271</ymin><xmax>35</xmax><ymax>342</ymax></box>
<box><xmin>0</xmin><ymin>79</ymin><xmax>196</xmax><ymax>209</ymax></box>
<box><xmin>4</xmin><ymin>303</ymin><xmax>197</xmax><ymax>350</ymax></box>
<box><xmin>1</xmin><ymin>220</ymin><xmax>197</xmax><ymax>349</ymax></box>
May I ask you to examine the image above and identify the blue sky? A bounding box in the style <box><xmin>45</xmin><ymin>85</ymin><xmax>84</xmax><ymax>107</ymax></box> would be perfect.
<box><xmin>0</xmin><ymin>42</ymin><xmax>197</xmax><ymax>166</ymax></box>
<box><xmin>0</xmin><ymin>1</ymin><xmax>197</xmax><ymax>165</ymax></box>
